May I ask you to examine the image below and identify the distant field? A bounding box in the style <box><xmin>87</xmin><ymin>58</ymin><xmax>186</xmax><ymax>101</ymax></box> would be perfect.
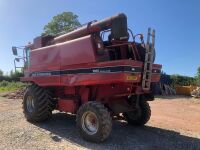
<box><xmin>0</xmin><ymin>81</ymin><xmax>26</xmax><ymax>93</ymax></box>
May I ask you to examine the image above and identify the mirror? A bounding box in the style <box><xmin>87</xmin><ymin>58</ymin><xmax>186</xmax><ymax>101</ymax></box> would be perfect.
<box><xmin>12</xmin><ymin>46</ymin><xmax>18</xmax><ymax>55</ymax></box>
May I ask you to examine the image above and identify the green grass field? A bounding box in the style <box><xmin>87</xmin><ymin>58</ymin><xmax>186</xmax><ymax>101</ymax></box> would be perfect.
<box><xmin>0</xmin><ymin>81</ymin><xmax>26</xmax><ymax>93</ymax></box>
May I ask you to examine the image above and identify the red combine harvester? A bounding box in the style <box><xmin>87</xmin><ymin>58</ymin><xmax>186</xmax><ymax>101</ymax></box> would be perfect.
<box><xmin>12</xmin><ymin>13</ymin><xmax>161</xmax><ymax>142</ymax></box>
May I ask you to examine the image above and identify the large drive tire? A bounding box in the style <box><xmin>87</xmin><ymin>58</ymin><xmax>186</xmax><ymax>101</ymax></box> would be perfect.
<box><xmin>23</xmin><ymin>84</ymin><xmax>55</xmax><ymax>122</ymax></box>
<box><xmin>76</xmin><ymin>101</ymin><xmax>112</xmax><ymax>142</ymax></box>
<box><xmin>124</xmin><ymin>98</ymin><xmax>151</xmax><ymax>126</ymax></box>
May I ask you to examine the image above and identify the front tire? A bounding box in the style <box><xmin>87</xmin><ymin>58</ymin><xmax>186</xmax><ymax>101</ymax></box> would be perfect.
<box><xmin>76</xmin><ymin>101</ymin><xmax>112</xmax><ymax>142</ymax></box>
<box><xmin>124</xmin><ymin>98</ymin><xmax>151</xmax><ymax>126</ymax></box>
<box><xmin>23</xmin><ymin>84</ymin><xmax>55</xmax><ymax>122</ymax></box>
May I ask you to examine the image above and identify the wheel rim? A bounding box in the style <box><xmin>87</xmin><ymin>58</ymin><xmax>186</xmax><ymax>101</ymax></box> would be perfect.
<box><xmin>26</xmin><ymin>95</ymin><xmax>35</xmax><ymax>113</ymax></box>
<box><xmin>81</xmin><ymin>111</ymin><xmax>99</xmax><ymax>135</ymax></box>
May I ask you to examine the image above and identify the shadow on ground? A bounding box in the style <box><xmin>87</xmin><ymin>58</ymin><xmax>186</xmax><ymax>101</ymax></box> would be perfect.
<box><xmin>34</xmin><ymin>113</ymin><xmax>200</xmax><ymax>150</ymax></box>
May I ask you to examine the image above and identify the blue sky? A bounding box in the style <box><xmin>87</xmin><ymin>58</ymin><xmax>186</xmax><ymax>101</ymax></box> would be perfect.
<box><xmin>0</xmin><ymin>0</ymin><xmax>199</xmax><ymax>76</ymax></box>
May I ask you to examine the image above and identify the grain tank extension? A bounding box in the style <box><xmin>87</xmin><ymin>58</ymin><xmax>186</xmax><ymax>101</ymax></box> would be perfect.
<box><xmin>13</xmin><ymin>13</ymin><xmax>162</xmax><ymax>142</ymax></box>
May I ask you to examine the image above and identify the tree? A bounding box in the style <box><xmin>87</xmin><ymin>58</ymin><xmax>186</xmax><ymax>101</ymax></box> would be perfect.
<box><xmin>170</xmin><ymin>74</ymin><xmax>196</xmax><ymax>86</ymax></box>
<box><xmin>10</xmin><ymin>70</ymin><xmax>23</xmax><ymax>81</ymax></box>
<box><xmin>197</xmin><ymin>67</ymin><xmax>200</xmax><ymax>86</ymax></box>
<box><xmin>43</xmin><ymin>12</ymin><xmax>81</xmax><ymax>36</ymax></box>
<box><xmin>0</xmin><ymin>69</ymin><xmax>3</xmax><ymax>76</ymax></box>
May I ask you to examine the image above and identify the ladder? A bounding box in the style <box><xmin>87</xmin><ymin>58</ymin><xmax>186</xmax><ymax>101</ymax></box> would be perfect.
<box><xmin>142</xmin><ymin>28</ymin><xmax>155</xmax><ymax>91</ymax></box>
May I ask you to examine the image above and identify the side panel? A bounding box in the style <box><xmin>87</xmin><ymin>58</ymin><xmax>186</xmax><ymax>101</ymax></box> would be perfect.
<box><xmin>27</xmin><ymin>35</ymin><xmax>97</xmax><ymax>86</ymax></box>
<box><xmin>58</xmin><ymin>99</ymin><xmax>77</xmax><ymax>113</ymax></box>
<box><xmin>30</xmin><ymin>44</ymin><xmax>60</xmax><ymax>85</ymax></box>
<box><xmin>60</xmin><ymin>35</ymin><xmax>96</xmax><ymax>69</ymax></box>
<box><xmin>22</xmin><ymin>60</ymin><xmax>161</xmax><ymax>87</ymax></box>
<box><xmin>60</xmin><ymin>60</ymin><xmax>143</xmax><ymax>86</ymax></box>
<box><xmin>61</xmin><ymin>73</ymin><xmax>141</xmax><ymax>86</ymax></box>
<box><xmin>151</xmin><ymin>64</ymin><xmax>162</xmax><ymax>82</ymax></box>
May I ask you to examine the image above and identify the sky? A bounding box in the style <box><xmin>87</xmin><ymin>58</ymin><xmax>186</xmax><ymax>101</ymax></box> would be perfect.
<box><xmin>0</xmin><ymin>0</ymin><xmax>199</xmax><ymax>77</ymax></box>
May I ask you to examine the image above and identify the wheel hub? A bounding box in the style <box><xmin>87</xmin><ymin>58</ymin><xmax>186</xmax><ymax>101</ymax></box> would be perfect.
<box><xmin>81</xmin><ymin>111</ymin><xmax>99</xmax><ymax>135</ymax></box>
<box><xmin>26</xmin><ymin>95</ymin><xmax>34</xmax><ymax>113</ymax></box>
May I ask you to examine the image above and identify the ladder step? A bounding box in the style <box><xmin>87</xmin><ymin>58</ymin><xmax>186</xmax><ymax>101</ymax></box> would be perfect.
<box><xmin>144</xmin><ymin>67</ymin><xmax>153</xmax><ymax>70</ymax></box>
<box><xmin>145</xmin><ymin>51</ymin><xmax>153</xmax><ymax>54</ymax></box>
<box><xmin>144</xmin><ymin>66</ymin><xmax>153</xmax><ymax>70</ymax></box>
<box><xmin>142</xmin><ymin>28</ymin><xmax>155</xmax><ymax>91</ymax></box>
<box><xmin>143</xmin><ymin>88</ymin><xmax>150</xmax><ymax>91</ymax></box>
<box><xmin>144</xmin><ymin>69</ymin><xmax>151</xmax><ymax>72</ymax></box>
<box><xmin>144</xmin><ymin>77</ymin><xmax>151</xmax><ymax>81</ymax></box>
<box><xmin>144</xmin><ymin>79</ymin><xmax>151</xmax><ymax>82</ymax></box>
<box><xmin>145</xmin><ymin>61</ymin><xmax>153</xmax><ymax>63</ymax></box>
<box><xmin>144</xmin><ymin>70</ymin><xmax>151</xmax><ymax>73</ymax></box>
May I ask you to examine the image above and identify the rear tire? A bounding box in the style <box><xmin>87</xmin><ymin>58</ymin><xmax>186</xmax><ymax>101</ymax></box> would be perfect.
<box><xmin>124</xmin><ymin>97</ymin><xmax>151</xmax><ymax>126</ymax></box>
<box><xmin>76</xmin><ymin>101</ymin><xmax>112</xmax><ymax>142</ymax></box>
<box><xmin>23</xmin><ymin>84</ymin><xmax>55</xmax><ymax>122</ymax></box>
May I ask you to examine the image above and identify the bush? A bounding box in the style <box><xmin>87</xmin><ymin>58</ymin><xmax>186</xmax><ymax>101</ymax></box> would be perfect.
<box><xmin>0</xmin><ymin>81</ymin><xmax>26</xmax><ymax>93</ymax></box>
<box><xmin>170</xmin><ymin>74</ymin><xmax>196</xmax><ymax>87</ymax></box>
<box><xmin>9</xmin><ymin>71</ymin><xmax>24</xmax><ymax>81</ymax></box>
<box><xmin>0</xmin><ymin>70</ymin><xmax>24</xmax><ymax>82</ymax></box>
<box><xmin>196</xmin><ymin>67</ymin><xmax>200</xmax><ymax>86</ymax></box>
<box><xmin>0</xmin><ymin>80</ymin><xmax>9</xmax><ymax>87</ymax></box>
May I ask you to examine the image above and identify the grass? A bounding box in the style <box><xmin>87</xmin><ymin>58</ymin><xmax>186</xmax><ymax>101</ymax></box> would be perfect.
<box><xmin>0</xmin><ymin>81</ymin><xmax>26</xmax><ymax>93</ymax></box>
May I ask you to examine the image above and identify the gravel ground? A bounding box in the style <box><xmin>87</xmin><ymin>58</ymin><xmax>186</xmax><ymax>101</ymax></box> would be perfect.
<box><xmin>0</xmin><ymin>96</ymin><xmax>200</xmax><ymax>150</ymax></box>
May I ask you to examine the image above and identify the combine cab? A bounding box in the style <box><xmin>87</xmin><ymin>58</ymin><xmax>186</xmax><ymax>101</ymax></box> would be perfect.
<box><xmin>12</xmin><ymin>13</ymin><xmax>161</xmax><ymax>142</ymax></box>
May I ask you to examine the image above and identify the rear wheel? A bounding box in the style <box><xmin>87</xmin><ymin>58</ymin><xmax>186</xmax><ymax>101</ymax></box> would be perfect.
<box><xmin>124</xmin><ymin>97</ymin><xmax>151</xmax><ymax>126</ymax></box>
<box><xmin>76</xmin><ymin>101</ymin><xmax>112</xmax><ymax>142</ymax></box>
<box><xmin>23</xmin><ymin>84</ymin><xmax>55</xmax><ymax>122</ymax></box>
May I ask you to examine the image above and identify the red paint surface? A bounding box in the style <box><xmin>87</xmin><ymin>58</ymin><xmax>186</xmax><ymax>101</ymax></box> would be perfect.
<box><xmin>58</xmin><ymin>99</ymin><xmax>77</xmax><ymax>113</ymax></box>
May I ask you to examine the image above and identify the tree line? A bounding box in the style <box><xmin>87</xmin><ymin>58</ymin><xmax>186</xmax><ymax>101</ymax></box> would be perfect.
<box><xmin>170</xmin><ymin>74</ymin><xmax>197</xmax><ymax>86</ymax></box>
<box><xmin>161</xmin><ymin>67</ymin><xmax>200</xmax><ymax>87</ymax></box>
<box><xmin>0</xmin><ymin>70</ymin><xmax>23</xmax><ymax>82</ymax></box>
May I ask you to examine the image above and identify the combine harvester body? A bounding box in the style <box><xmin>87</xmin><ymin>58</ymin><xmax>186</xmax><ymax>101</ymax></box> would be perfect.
<box><xmin>13</xmin><ymin>13</ymin><xmax>162</xmax><ymax>142</ymax></box>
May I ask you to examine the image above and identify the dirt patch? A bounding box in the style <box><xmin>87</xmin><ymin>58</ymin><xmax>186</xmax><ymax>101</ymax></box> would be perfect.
<box><xmin>0</xmin><ymin>89</ymin><xmax>24</xmax><ymax>99</ymax></box>
<box><xmin>150</xmin><ymin>96</ymin><xmax>200</xmax><ymax>137</ymax></box>
<box><xmin>0</xmin><ymin>96</ymin><xmax>200</xmax><ymax>150</ymax></box>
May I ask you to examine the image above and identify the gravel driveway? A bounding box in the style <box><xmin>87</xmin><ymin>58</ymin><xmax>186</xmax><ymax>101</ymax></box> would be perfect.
<box><xmin>0</xmin><ymin>96</ymin><xmax>200</xmax><ymax>150</ymax></box>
